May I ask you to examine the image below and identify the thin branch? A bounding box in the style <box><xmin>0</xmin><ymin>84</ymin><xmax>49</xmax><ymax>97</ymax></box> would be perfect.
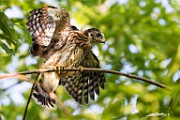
<box><xmin>0</xmin><ymin>73</ymin><xmax>24</xmax><ymax>79</ymax></box>
<box><xmin>0</xmin><ymin>114</ymin><xmax>2</xmax><ymax>120</ymax></box>
<box><xmin>0</xmin><ymin>67</ymin><xmax>171</xmax><ymax>90</ymax></box>
<box><xmin>0</xmin><ymin>74</ymin><xmax>31</xmax><ymax>82</ymax></box>
<box><xmin>56</xmin><ymin>96</ymin><xmax>72</xmax><ymax>117</ymax></box>
<box><xmin>23</xmin><ymin>74</ymin><xmax>39</xmax><ymax>120</ymax></box>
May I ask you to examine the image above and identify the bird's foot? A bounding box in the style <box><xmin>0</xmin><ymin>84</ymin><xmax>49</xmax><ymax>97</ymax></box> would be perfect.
<box><xmin>78</xmin><ymin>66</ymin><xmax>84</xmax><ymax>72</ymax></box>
<box><xmin>54</xmin><ymin>65</ymin><xmax>64</xmax><ymax>74</ymax></box>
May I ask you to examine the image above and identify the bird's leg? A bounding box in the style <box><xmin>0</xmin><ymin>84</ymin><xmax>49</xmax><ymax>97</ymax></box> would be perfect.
<box><xmin>78</xmin><ymin>66</ymin><xmax>84</xmax><ymax>72</ymax></box>
<box><xmin>54</xmin><ymin>65</ymin><xmax>64</xmax><ymax>74</ymax></box>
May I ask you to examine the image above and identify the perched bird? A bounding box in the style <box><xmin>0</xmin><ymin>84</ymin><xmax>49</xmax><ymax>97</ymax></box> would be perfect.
<box><xmin>27</xmin><ymin>6</ymin><xmax>106</xmax><ymax>108</ymax></box>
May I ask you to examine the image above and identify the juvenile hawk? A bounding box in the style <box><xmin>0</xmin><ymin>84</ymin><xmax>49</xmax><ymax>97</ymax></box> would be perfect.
<box><xmin>27</xmin><ymin>6</ymin><xmax>106</xmax><ymax>107</ymax></box>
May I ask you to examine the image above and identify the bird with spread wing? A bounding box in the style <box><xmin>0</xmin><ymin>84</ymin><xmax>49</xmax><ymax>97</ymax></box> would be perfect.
<box><xmin>27</xmin><ymin>6</ymin><xmax>106</xmax><ymax>108</ymax></box>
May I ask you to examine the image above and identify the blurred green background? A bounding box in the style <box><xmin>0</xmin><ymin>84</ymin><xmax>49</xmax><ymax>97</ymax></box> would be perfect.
<box><xmin>0</xmin><ymin>0</ymin><xmax>180</xmax><ymax>119</ymax></box>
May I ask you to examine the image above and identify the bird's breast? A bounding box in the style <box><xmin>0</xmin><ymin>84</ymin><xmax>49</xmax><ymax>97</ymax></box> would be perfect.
<box><xmin>42</xmin><ymin>72</ymin><xmax>59</xmax><ymax>93</ymax></box>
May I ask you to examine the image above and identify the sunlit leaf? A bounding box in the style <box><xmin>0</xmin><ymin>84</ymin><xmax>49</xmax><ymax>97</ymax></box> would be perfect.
<box><xmin>0</xmin><ymin>40</ymin><xmax>14</xmax><ymax>54</ymax></box>
<box><xmin>0</xmin><ymin>12</ymin><xmax>19</xmax><ymax>54</ymax></box>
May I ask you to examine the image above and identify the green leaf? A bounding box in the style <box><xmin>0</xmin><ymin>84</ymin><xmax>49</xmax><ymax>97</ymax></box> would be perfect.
<box><xmin>0</xmin><ymin>40</ymin><xmax>14</xmax><ymax>54</ymax></box>
<box><xmin>0</xmin><ymin>12</ymin><xmax>19</xmax><ymax>45</ymax></box>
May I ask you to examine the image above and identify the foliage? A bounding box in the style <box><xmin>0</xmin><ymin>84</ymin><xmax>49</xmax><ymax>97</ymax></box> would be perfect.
<box><xmin>0</xmin><ymin>0</ymin><xmax>180</xmax><ymax>119</ymax></box>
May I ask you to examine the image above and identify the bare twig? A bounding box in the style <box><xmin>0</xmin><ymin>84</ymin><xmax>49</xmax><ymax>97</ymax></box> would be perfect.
<box><xmin>56</xmin><ymin>97</ymin><xmax>72</xmax><ymax>117</ymax></box>
<box><xmin>0</xmin><ymin>67</ymin><xmax>171</xmax><ymax>90</ymax></box>
<box><xmin>0</xmin><ymin>73</ymin><xmax>26</xmax><ymax>79</ymax></box>
<box><xmin>0</xmin><ymin>74</ymin><xmax>32</xmax><ymax>83</ymax></box>
<box><xmin>23</xmin><ymin>74</ymin><xmax>39</xmax><ymax>120</ymax></box>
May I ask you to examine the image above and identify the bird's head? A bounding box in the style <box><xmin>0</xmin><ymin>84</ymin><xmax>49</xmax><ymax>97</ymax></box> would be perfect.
<box><xmin>84</xmin><ymin>28</ymin><xmax>105</xmax><ymax>44</ymax></box>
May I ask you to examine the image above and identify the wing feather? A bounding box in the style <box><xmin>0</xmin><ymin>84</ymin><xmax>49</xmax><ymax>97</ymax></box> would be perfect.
<box><xmin>27</xmin><ymin>6</ymin><xmax>70</xmax><ymax>46</ymax></box>
<box><xmin>60</xmin><ymin>51</ymin><xmax>106</xmax><ymax>104</ymax></box>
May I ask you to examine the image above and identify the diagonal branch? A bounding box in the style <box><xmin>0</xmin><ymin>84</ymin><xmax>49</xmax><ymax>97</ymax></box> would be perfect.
<box><xmin>0</xmin><ymin>67</ymin><xmax>171</xmax><ymax>90</ymax></box>
<box><xmin>56</xmin><ymin>96</ymin><xmax>72</xmax><ymax>117</ymax></box>
<box><xmin>23</xmin><ymin>74</ymin><xmax>39</xmax><ymax>120</ymax></box>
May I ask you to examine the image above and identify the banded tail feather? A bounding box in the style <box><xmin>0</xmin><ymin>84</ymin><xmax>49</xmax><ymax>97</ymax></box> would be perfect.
<box><xmin>32</xmin><ymin>80</ymin><xmax>56</xmax><ymax>108</ymax></box>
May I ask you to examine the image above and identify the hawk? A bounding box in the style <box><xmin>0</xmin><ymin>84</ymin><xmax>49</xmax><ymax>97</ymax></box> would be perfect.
<box><xmin>27</xmin><ymin>6</ymin><xmax>106</xmax><ymax>108</ymax></box>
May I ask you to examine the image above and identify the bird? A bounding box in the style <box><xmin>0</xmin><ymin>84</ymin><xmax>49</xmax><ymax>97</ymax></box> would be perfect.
<box><xmin>26</xmin><ymin>6</ymin><xmax>106</xmax><ymax>108</ymax></box>
<box><xmin>34</xmin><ymin>28</ymin><xmax>106</xmax><ymax>107</ymax></box>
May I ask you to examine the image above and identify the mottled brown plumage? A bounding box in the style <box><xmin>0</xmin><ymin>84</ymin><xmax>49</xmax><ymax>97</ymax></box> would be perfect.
<box><xmin>27</xmin><ymin>6</ymin><xmax>106</xmax><ymax>108</ymax></box>
<box><xmin>60</xmin><ymin>28</ymin><xmax>106</xmax><ymax>104</ymax></box>
<box><xmin>30</xmin><ymin>25</ymin><xmax>78</xmax><ymax>58</ymax></box>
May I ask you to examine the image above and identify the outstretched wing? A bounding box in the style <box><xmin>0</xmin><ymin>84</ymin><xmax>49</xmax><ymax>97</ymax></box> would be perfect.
<box><xmin>29</xmin><ymin>25</ymin><xmax>78</xmax><ymax>57</ymax></box>
<box><xmin>26</xmin><ymin>6</ymin><xmax>70</xmax><ymax>46</ymax></box>
<box><xmin>61</xmin><ymin>51</ymin><xmax>106</xmax><ymax>104</ymax></box>
<box><xmin>82</xmin><ymin>52</ymin><xmax>106</xmax><ymax>103</ymax></box>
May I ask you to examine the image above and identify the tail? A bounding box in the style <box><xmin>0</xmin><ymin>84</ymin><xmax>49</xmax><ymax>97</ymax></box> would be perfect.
<box><xmin>32</xmin><ymin>80</ymin><xmax>56</xmax><ymax>108</ymax></box>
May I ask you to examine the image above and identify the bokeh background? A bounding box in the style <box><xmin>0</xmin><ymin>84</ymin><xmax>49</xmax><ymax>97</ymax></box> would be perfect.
<box><xmin>0</xmin><ymin>0</ymin><xmax>180</xmax><ymax>119</ymax></box>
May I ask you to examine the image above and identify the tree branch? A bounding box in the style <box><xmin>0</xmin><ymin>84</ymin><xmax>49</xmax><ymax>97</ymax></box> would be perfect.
<box><xmin>0</xmin><ymin>67</ymin><xmax>171</xmax><ymax>90</ymax></box>
<box><xmin>23</xmin><ymin>74</ymin><xmax>39</xmax><ymax>120</ymax></box>
<box><xmin>56</xmin><ymin>96</ymin><xmax>72</xmax><ymax>117</ymax></box>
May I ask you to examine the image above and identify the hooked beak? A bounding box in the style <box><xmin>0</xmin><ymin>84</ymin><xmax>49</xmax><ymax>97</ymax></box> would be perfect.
<box><xmin>90</xmin><ymin>32</ymin><xmax>106</xmax><ymax>44</ymax></box>
<box><xmin>93</xmin><ymin>37</ymin><xmax>105</xmax><ymax>44</ymax></box>
<box><xmin>99</xmin><ymin>33</ymin><xmax>105</xmax><ymax>44</ymax></box>
<box><xmin>99</xmin><ymin>39</ymin><xmax>105</xmax><ymax>44</ymax></box>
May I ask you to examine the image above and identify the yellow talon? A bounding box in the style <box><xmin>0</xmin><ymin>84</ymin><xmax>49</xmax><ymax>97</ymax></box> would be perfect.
<box><xmin>54</xmin><ymin>66</ymin><xmax>63</xmax><ymax>74</ymax></box>
<box><xmin>78</xmin><ymin>66</ymin><xmax>84</xmax><ymax>72</ymax></box>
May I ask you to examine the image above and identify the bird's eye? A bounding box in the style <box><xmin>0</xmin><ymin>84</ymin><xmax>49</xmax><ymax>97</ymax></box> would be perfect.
<box><xmin>95</xmin><ymin>33</ymin><xmax>102</xmax><ymax>37</ymax></box>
